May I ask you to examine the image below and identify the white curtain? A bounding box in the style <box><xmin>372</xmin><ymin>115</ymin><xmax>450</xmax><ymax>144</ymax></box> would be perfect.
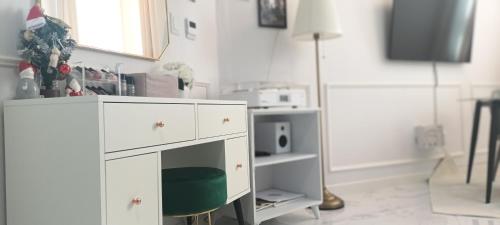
<box><xmin>41</xmin><ymin>0</ymin><xmax>79</xmax><ymax>41</ymax></box>
<box><xmin>140</xmin><ymin>0</ymin><xmax>168</xmax><ymax>58</ymax></box>
<box><xmin>41</xmin><ymin>0</ymin><xmax>168</xmax><ymax>58</ymax></box>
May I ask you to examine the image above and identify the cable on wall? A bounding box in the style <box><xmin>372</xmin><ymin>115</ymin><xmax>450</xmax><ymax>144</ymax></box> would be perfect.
<box><xmin>265</xmin><ymin>30</ymin><xmax>281</xmax><ymax>82</ymax></box>
<box><xmin>432</xmin><ymin>61</ymin><xmax>439</xmax><ymax>126</ymax></box>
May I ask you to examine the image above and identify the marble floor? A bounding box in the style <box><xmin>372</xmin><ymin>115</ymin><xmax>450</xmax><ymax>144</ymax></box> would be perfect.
<box><xmin>253</xmin><ymin>176</ymin><xmax>500</xmax><ymax>225</ymax></box>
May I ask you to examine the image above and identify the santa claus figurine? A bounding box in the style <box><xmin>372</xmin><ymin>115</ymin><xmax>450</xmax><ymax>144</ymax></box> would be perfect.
<box><xmin>16</xmin><ymin>61</ymin><xmax>40</xmax><ymax>99</ymax></box>
<box><xmin>65</xmin><ymin>75</ymin><xmax>83</xmax><ymax>97</ymax></box>
<box><xmin>26</xmin><ymin>4</ymin><xmax>46</xmax><ymax>30</ymax></box>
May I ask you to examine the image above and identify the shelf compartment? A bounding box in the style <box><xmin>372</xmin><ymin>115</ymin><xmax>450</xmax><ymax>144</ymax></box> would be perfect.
<box><xmin>255</xmin><ymin>197</ymin><xmax>322</xmax><ymax>223</ymax></box>
<box><xmin>254</xmin><ymin>153</ymin><xmax>318</xmax><ymax>168</ymax></box>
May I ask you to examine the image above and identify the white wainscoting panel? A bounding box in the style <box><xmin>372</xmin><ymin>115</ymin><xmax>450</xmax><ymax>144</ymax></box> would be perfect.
<box><xmin>326</xmin><ymin>84</ymin><xmax>464</xmax><ymax>172</ymax></box>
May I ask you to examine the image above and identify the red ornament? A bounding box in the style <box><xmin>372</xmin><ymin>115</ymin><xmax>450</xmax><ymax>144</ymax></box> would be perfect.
<box><xmin>68</xmin><ymin>90</ymin><xmax>83</xmax><ymax>96</ymax></box>
<box><xmin>58</xmin><ymin>64</ymin><xmax>71</xmax><ymax>75</ymax></box>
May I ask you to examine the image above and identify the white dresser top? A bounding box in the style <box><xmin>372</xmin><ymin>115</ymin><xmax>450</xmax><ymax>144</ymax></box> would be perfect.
<box><xmin>5</xmin><ymin>95</ymin><xmax>247</xmax><ymax>106</ymax></box>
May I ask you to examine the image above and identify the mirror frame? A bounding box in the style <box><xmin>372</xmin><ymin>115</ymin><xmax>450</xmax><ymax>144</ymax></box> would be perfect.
<box><xmin>38</xmin><ymin>0</ymin><xmax>170</xmax><ymax>61</ymax></box>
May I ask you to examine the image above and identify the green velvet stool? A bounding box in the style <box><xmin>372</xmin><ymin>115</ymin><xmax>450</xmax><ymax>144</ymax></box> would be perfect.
<box><xmin>162</xmin><ymin>167</ymin><xmax>227</xmax><ymax>225</ymax></box>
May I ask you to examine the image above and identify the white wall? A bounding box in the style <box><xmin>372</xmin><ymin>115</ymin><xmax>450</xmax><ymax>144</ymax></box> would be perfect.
<box><xmin>0</xmin><ymin>1</ymin><xmax>219</xmax><ymax>224</ymax></box>
<box><xmin>217</xmin><ymin>0</ymin><xmax>500</xmax><ymax>186</ymax></box>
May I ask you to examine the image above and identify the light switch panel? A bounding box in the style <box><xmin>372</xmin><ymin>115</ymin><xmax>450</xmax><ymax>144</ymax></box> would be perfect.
<box><xmin>169</xmin><ymin>13</ymin><xmax>180</xmax><ymax>36</ymax></box>
<box><xmin>185</xmin><ymin>18</ymin><xmax>197</xmax><ymax>40</ymax></box>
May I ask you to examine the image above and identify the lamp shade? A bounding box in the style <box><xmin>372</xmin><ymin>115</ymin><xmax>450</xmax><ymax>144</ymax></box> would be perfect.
<box><xmin>292</xmin><ymin>0</ymin><xmax>342</xmax><ymax>41</ymax></box>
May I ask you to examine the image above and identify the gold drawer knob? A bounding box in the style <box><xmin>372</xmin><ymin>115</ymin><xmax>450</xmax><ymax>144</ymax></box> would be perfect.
<box><xmin>131</xmin><ymin>197</ymin><xmax>142</xmax><ymax>206</ymax></box>
<box><xmin>236</xmin><ymin>163</ymin><xmax>243</xmax><ymax>170</ymax></box>
<box><xmin>155</xmin><ymin>121</ymin><xmax>166</xmax><ymax>128</ymax></box>
<box><xmin>223</xmin><ymin>118</ymin><xmax>230</xmax><ymax>123</ymax></box>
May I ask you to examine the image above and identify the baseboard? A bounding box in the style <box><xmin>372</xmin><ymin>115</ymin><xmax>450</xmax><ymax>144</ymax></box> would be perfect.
<box><xmin>330</xmin><ymin>151</ymin><xmax>464</xmax><ymax>172</ymax></box>
<box><xmin>328</xmin><ymin>172</ymin><xmax>430</xmax><ymax>189</ymax></box>
<box><xmin>453</xmin><ymin>148</ymin><xmax>487</xmax><ymax>167</ymax></box>
<box><xmin>326</xmin><ymin>151</ymin><xmax>471</xmax><ymax>187</ymax></box>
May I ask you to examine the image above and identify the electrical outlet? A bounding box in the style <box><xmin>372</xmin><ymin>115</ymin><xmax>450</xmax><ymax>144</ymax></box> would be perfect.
<box><xmin>415</xmin><ymin>125</ymin><xmax>445</xmax><ymax>151</ymax></box>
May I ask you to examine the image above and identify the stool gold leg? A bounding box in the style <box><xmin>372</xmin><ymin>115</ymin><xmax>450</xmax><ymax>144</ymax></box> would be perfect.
<box><xmin>208</xmin><ymin>212</ymin><xmax>212</xmax><ymax>225</ymax></box>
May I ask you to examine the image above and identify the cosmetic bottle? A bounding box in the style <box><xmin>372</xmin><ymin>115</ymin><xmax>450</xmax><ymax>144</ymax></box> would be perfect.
<box><xmin>127</xmin><ymin>77</ymin><xmax>135</xmax><ymax>96</ymax></box>
<box><xmin>120</xmin><ymin>76</ymin><xmax>128</xmax><ymax>96</ymax></box>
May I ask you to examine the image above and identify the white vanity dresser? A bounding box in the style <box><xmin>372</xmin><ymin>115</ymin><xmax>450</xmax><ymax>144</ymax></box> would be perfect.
<box><xmin>4</xmin><ymin>96</ymin><xmax>250</xmax><ymax>225</ymax></box>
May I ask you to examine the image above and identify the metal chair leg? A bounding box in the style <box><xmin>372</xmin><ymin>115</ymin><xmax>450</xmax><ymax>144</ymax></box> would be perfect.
<box><xmin>494</xmin><ymin>143</ymin><xmax>500</xmax><ymax>181</ymax></box>
<box><xmin>486</xmin><ymin>105</ymin><xmax>498</xmax><ymax>203</ymax></box>
<box><xmin>468</xmin><ymin>101</ymin><xmax>482</xmax><ymax>183</ymax></box>
<box><xmin>233</xmin><ymin>199</ymin><xmax>245</xmax><ymax>225</ymax></box>
<box><xmin>208</xmin><ymin>212</ymin><xmax>212</xmax><ymax>225</ymax></box>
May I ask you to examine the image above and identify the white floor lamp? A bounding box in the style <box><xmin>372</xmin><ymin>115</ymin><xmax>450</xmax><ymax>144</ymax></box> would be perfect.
<box><xmin>292</xmin><ymin>0</ymin><xmax>345</xmax><ymax>210</ymax></box>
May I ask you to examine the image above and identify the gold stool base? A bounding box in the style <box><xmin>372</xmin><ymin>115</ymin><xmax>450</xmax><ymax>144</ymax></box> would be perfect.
<box><xmin>169</xmin><ymin>208</ymin><xmax>217</xmax><ymax>225</ymax></box>
<box><xmin>319</xmin><ymin>187</ymin><xmax>345</xmax><ymax>210</ymax></box>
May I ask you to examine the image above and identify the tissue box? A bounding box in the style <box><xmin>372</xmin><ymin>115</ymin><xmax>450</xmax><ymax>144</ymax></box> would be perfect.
<box><xmin>129</xmin><ymin>73</ymin><xmax>179</xmax><ymax>98</ymax></box>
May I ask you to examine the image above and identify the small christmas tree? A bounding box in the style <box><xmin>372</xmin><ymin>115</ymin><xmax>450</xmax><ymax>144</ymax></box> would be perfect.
<box><xmin>17</xmin><ymin>4</ymin><xmax>77</xmax><ymax>94</ymax></box>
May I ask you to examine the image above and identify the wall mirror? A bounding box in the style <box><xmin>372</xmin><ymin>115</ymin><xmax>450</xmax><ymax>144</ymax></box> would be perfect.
<box><xmin>40</xmin><ymin>0</ymin><xmax>170</xmax><ymax>60</ymax></box>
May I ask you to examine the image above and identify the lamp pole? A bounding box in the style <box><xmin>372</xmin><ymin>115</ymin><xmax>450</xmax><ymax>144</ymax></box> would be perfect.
<box><xmin>314</xmin><ymin>33</ymin><xmax>345</xmax><ymax>210</ymax></box>
<box><xmin>314</xmin><ymin>34</ymin><xmax>322</xmax><ymax>108</ymax></box>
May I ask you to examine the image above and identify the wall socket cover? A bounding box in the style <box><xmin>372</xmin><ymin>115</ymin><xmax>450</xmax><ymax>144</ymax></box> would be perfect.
<box><xmin>415</xmin><ymin>125</ymin><xmax>445</xmax><ymax>151</ymax></box>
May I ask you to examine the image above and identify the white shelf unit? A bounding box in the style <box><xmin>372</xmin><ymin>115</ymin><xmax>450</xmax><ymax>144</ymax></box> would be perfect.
<box><xmin>238</xmin><ymin>108</ymin><xmax>323</xmax><ymax>225</ymax></box>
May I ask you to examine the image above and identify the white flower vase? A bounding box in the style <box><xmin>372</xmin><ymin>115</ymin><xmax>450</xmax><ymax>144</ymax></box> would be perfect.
<box><xmin>180</xmin><ymin>88</ymin><xmax>191</xmax><ymax>98</ymax></box>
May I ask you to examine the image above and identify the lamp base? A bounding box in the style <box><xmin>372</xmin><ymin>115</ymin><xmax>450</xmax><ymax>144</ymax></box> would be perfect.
<box><xmin>319</xmin><ymin>187</ymin><xmax>345</xmax><ymax>210</ymax></box>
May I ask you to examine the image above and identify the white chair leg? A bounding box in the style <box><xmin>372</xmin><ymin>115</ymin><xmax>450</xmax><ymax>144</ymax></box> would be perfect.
<box><xmin>312</xmin><ymin>206</ymin><xmax>321</xmax><ymax>219</ymax></box>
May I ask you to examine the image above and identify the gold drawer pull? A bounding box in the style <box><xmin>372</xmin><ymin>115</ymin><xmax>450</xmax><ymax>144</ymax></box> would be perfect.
<box><xmin>131</xmin><ymin>197</ymin><xmax>142</xmax><ymax>206</ymax></box>
<box><xmin>155</xmin><ymin>121</ymin><xmax>166</xmax><ymax>128</ymax></box>
<box><xmin>236</xmin><ymin>163</ymin><xmax>243</xmax><ymax>170</ymax></box>
<box><xmin>223</xmin><ymin>118</ymin><xmax>230</xmax><ymax>123</ymax></box>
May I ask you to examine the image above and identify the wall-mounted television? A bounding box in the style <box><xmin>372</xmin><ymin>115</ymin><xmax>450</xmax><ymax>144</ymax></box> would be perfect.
<box><xmin>389</xmin><ymin>0</ymin><xmax>477</xmax><ymax>63</ymax></box>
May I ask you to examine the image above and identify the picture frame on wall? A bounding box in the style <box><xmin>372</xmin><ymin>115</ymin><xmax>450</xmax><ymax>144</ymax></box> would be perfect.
<box><xmin>258</xmin><ymin>0</ymin><xmax>287</xmax><ymax>29</ymax></box>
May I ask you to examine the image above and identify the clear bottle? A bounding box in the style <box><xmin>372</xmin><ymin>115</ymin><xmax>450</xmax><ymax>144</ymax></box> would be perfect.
<box><xmin>120</xmin><ymin>75</ymin><xmax>127</xmax><ymax>96</ymax></box>
<box><xmin>127</xmin><ymin>77</ymin><xmax>135</xmax><ymax>96</ymax></box>
<box><xmin>16</xmin><ymin>77</ymin><xmax>40</xmax><ymax>99</ymax></box>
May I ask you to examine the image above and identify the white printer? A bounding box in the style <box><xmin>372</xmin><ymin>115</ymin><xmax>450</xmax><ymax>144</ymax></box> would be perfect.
<box><xmin>221</xmin><ymin>82</ymin><xmax>308</xmax><ymax>108</ymax></box>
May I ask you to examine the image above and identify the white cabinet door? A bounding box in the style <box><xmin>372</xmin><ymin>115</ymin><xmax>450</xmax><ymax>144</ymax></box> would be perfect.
<box><xmin>198</xmin><ymin>104</ymin><xmax>247</xmax><ymax>139</ymax></box>
<box><xmin>225</xmin><ymin>137</ymin><xmax>250</xmax><ymax>201</ymax></box>
<box><xmin>106</xmin><ymin>153</ymin><xmax>159</xmax><ymax>225</ymax></box>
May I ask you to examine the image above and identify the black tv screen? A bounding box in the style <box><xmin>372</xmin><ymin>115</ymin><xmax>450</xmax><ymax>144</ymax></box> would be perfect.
<box><xmin>389</xmin><ymin>0</ymin><xmax>477</xmax><ymax>63</ymax></box>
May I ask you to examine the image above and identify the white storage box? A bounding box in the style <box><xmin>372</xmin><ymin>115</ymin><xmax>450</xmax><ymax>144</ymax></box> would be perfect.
<box><xmin>129</xmin><ymin>73</ymin><xmax>179</xmax><ymax>98</ymax></box>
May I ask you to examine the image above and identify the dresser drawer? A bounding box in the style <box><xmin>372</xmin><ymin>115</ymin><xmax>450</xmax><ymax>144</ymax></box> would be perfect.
<box><xmin>225</xmin><ymin>137</ymin><xmax>250</xmax><ymax>200</ymax></box>
<box><xmin>198</xmin><ymin>104</ymin><xmax>247</xmax><ymax>139</ymax></box>
<box><xmin>104</xmin><ymin>103</ymin><xmax>196</xmax><ymax>152</ymax></box>
<box><xmin>106</xmin><ymin>153</ymin><xmax>159</xmax><ymax>225</ymax></box>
